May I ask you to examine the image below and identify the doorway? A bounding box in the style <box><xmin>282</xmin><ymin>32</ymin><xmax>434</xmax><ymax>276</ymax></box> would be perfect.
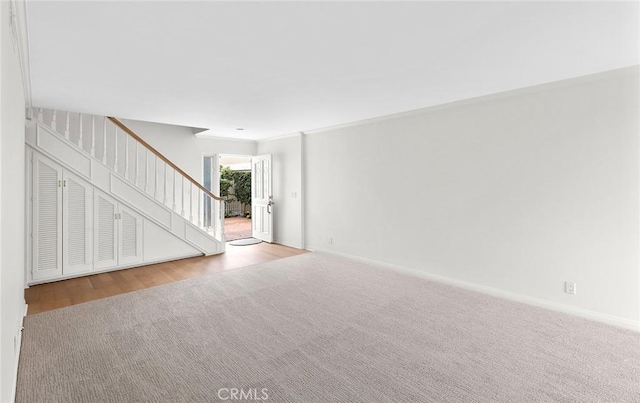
<box><xmin>218</xmin><ymin>155</ymin><xmax>252</xmax><ymax>241</ymax></box>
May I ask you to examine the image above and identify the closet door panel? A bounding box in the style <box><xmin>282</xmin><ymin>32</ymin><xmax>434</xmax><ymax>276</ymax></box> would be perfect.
<box><xmin>32</xmin><ymin>154</ymin><xmax>63</xmax><ymax>281</ymax></box>
<box><xmin>94</xmin><ymin>191</ymin><xmax>118</xmax><ymax>270</ymax></box>
<box><xmin>62</xmin><ymin>171</ymin><xmax>93</xmax><ymax>275</ymax></box>
<box><xmin>118</xmin><ymin>205</ymin><xmax>143</xmax><ymax>265</ymax></box>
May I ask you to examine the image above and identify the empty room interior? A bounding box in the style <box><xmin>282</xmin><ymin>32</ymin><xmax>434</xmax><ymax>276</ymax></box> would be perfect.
<box><xmin>1</xmin><ymin>1</ymin><xmax>640</xmax><ymax>402</ymax></box>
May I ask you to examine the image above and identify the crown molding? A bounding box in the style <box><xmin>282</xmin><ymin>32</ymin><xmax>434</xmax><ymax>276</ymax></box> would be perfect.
<box><xmin>303</xmin><ymin>65</ymin><xmax>640</xmax><ymax>136</ymax></box>
<box><xmin>194</xmin><ymin>132</ymin><xmax>257</xmax><ymax>143</ymax></box>
<box><xmin>256</xmin><ymin>131</ymin><xmax>302</xmax><ymax>144</ymax></box>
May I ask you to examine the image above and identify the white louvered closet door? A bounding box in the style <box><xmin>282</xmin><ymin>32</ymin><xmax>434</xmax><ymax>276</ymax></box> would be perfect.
<box><xmin>118</xmin><ymin>205</ymin><xmax>143</xmax><ymax>265</ymax></box>
<box><xmin>94</xmin><ymin>191</ymin><xmax>118</xmax><ymax>270</ymax></box>
<box><xmin>62</xmin><ymin>172</ymin><xmax>93</xmax><ymax>275</ymax></box>
<box><xmin>32</xmin><ymin>154</ymin><xmax>63</xmax><ymax>281</ymax></box>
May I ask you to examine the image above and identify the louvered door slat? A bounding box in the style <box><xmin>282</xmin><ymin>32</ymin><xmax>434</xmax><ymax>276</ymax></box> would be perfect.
<box><xmin>118</xmin><ymin>206</ymin><xmax>142</xmax><ymax>265</ymax></box>
<box><xmin>33</xmin><ymin>155</ymin><xmax>63</xmax><ymax>280</ymax></box>
<box><xmin>62</xmin><ymin>173</ymin><xmax>93</xmax><ymax>274</ymax></box>
<box><xmin>121</xmin><ymin>211</ymin><xmax>137</xmax><ymax>257</ymax></box>
<box><xmin>94</xmin><ymin>191</ymin><xmax>118</xmax><ymax>270</ymax></box>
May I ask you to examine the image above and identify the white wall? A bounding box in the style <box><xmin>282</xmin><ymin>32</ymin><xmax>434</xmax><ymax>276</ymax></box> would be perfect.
<box><xmin>120</xmin><ymin>119</ymin><xmax>256</xmax><ymax>183</ymax></box>
<box><xmin>1</xmin><ymin>0</ymin><xmax>27</xmax><ymax>400</ymax></box>
<box><xmin>257</xmin><ymin>135</ymin><xmax>303</xmax><ymax>248</ymax></box>
<box><xmin>304</xmin><ymin>67</ymin><xmax>640</xmax><ymax>326</ymax></box>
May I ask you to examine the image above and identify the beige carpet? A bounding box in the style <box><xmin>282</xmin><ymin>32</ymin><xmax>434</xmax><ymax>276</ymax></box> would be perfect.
<box><xmin>17</xmin><ymin>253</ymin><xmax>640</xmax><ymax>402</ymax></box>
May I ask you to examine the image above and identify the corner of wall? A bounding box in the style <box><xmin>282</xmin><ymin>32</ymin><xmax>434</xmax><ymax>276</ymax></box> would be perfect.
<box><xmin>9</xmin><ymin>301</ymin><xmax>27</xmax><ymax>403</ymax></box>
<box><xmin>303</xmin><ymin>68</ymin><xmax>640</xmax><ymax>324</ymax></box>
<box><xmin>318</xmin><ymin>248</ymin><xmax>640</xmax><ymax>332</ymax></box>
<box><xmin>1</xmin><ymin>0</ymin><xmax>29</xmax><ymax>399</ymax></box>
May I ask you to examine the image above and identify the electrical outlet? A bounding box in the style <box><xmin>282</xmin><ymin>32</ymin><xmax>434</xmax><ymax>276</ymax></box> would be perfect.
<box><xmin>565</xmin><ymin>281</ymin><xmax>577</xmax><ymax>295</ymax></box>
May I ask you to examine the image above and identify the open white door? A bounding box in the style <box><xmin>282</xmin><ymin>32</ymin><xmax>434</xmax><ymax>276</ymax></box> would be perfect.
<box><xmin>252</xmin><ymin>154</ymin><xmax>273</xmax><ymax>243</ymax></box>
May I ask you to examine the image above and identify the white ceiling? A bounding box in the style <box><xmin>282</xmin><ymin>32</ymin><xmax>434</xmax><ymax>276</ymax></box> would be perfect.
<box><xmin>27</xmin><ymin>1</ymin><xmax>639</xmax><ymax>140</ymax></box>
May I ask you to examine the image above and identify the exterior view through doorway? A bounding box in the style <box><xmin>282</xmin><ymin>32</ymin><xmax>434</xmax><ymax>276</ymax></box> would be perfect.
<box><xmin>204</xmin><ymin>154</ymin><xmax>274</xmax><ymax>244</ymax></box>
<box><xmin>210</xmin><ymin>155</ymin><xmax>253</xmax><ymax>241</ymax></box>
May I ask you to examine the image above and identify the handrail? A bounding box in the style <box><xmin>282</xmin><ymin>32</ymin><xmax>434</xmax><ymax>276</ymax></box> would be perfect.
<box><xmin>107</xmin><ymin>117</ymin><xmax>223</xmax><ymax>201</ymax></box>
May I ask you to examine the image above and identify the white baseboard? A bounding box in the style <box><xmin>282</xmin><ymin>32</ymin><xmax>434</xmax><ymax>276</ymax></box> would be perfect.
<box><xmin>10</xmin><ymin>301</ymin><xmax>28</xmax><ymax>403</ymax></box>
<box><xmin>27</xmin><ymin>252</ymin><xmax>203</xmax><ymax>286</ymax></box>
<box><xmin>274</xmin><ymin>240</ymin><xmax>303</xmax><ymax>250</ymax></box>
<box><xmin>315</xmin><ymin>249</ymin><xmax>640</xmax><ymax>332</ymax></box>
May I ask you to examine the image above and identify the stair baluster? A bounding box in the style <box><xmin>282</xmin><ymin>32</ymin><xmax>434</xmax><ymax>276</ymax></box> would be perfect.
<box><xmin>51</xmin><ymin>110</ymin><xmax>57</xmax><ymax>131</ymax></box>
<box><xmin>218</xmin><ymin>200</ymin><xmax>224</xmax><ymax>240</ymax></box>
<box><xmin>181</xmin><ymin>176</ymin><xmax>185</xmax><ymax>217</ymax></box>
<box><xmin>172</xmin><ymin>168</ymin><xmax>177</xmax><ymax>211</ymax></box>
<box><xmin>113</xmin><ymin>125</ymin><xmax>118</xmax><ymax>173</ymax></box>
<box><xmin>198</xmin><ymin>189</ymin><xmax>202</xmax><ymax>227</ymax></box>
<box><xmin>65</xmin><ymin>111</ymin><xmax>70</xmax><ymax>140</ymax></box>
<box><xmin>154</xmin><ymin>155</ymin><xmax>158</xmax><ymax>199</ymax></box>
<box><xmin>163</xmin><ymin>163</ymin><xmax>168</xmax><ymax>205</ymax></box>
<box><xmin>189</xmin><ymin>182</ymin><xmax>193</xmax><ymax>222</ymax></box>
<box><xmin>102</xmin><ymin>117</ymin><xmax>107</xmax><ymax>164</ymax></box>
<box><xmin>78</xmin><ymin>113</ymin><xmax>84</xmax><ymax>149</ymax></box>
<box><xmin>135</xmin><ymin>142</ymin><xmax>139</xmax><ymax>187</ymax></box>
<box><xmin>91</xmin><ymin>115</ymin><xmax>96</xmax><ymax>157</ymax></box>
<box><xmin>124</xmin><ymin>135</ymin><xmax>129</xmax><ymax>179</ymax></box>
<box><xmin>144</xmin><ymin>149</ymin><xmax>149</xmax><ymax>193</ymax></box>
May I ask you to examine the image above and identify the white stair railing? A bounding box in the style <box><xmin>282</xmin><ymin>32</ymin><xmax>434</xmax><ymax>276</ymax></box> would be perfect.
<box><xmin>32</xmin><ymin>108</ymin><xmax>224</xmax><ymax>242</ymax></box>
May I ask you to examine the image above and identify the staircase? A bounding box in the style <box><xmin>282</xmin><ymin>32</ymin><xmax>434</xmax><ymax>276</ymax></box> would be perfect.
<box><xmin>25</xmin><ymin>108</ymin><xmax>225</xmax><ymax>284</ymax></box>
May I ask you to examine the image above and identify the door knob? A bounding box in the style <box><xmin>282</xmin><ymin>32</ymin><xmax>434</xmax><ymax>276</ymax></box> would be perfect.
<box><xmin>267</xmin><ymin>197</ymin><xmax>274</xmax><ymax>214</ymax></box>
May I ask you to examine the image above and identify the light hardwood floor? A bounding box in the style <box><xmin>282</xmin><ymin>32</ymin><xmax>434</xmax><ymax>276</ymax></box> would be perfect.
<box><xmin>25</xmin><ymin>243</ymin><xmax>308</xmax><ymax>315</ymax></box>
